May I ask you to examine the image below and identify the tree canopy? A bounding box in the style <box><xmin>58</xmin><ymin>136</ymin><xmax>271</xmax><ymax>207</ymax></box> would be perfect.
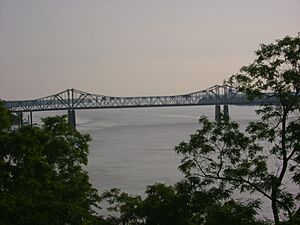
<box><xmin>175</xmin><ymin>33</ymin><xmax>300</xmax><ymax>224</ymax></box>
<box><xmin>0</xmin><ymin>101</ymin><xmax>11</xmax><ymax>131</ymax></box>
<box><xmin>101</xmin><ymin>180</ymin><xmax>267</xmax><ymax>225</ymax></box>
<box><xmin>0</xmin><ymin>108</ymin><xmax>104</xmax><ymax>225</ymax></box>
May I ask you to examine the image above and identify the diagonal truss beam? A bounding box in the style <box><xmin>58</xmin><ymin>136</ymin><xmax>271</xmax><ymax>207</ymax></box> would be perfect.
<box><xmin>4</xmin><ymin>85</ymin><xmax>279</xmax><ymax>112</ymax></box>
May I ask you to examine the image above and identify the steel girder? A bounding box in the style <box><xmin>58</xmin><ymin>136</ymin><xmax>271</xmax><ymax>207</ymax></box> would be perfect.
<box><xmin>4</xmin><ymin>85</ymin><xmax>278</xmax><ymax>112</ymax></box>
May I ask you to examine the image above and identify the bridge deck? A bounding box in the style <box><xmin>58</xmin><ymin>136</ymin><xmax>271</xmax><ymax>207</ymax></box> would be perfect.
<box><xmin>5</xmin><ymin>85</ymin><xmax>278</xmax><ymax>112</ymax></box>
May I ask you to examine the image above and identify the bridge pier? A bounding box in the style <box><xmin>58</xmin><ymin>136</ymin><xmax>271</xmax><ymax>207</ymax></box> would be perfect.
<box><xmin>17</xmin><ymin>112</ymin><xmax>23</xmax><ymax>128</ymax></box>
<box><xmin>29</xmin><ymin>111</ymin><xmax>33</xmax><ymax>126</ymax></box>
<box><xmin>223</xmin><ymin>104</ymin><xmax>229</xmax><ymax>119</ymax></box>
<box><xmin>68</xmin><ymin>109</ymin><xmax>76</xmax><ymax>127</ymax></box>
<box><xmin>215</xmin><ymin>104</ymin><xmax>221</xmax><ymax>122</ymax></box>
<box><xmin>215</xmin><ymin>104</ymin><xmax>230</xmax><ymax>122</ymax></box>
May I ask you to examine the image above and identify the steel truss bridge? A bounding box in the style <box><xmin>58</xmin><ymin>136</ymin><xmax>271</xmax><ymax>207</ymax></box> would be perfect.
<box><xmin>4</xmin><ymin>85</ymin><xmax>278</xmax><ymax>126</ymax></box>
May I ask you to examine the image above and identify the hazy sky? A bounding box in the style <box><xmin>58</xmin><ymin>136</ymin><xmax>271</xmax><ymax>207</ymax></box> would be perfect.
<box><xmin>0</xmin><ymin>0</ymin><xmax>299</xmax><ymax>100</ymax></box>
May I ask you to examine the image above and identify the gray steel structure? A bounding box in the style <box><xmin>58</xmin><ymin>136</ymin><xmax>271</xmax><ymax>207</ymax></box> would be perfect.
<box><xmin>4</xmin><ymin>84</ymin><xmax>280</xmax><ymax>126</ymax></box>
<box><xmin>4</xmin><ymin>85</ymin><xmax>278</xmax><ymax>112</ymax></box>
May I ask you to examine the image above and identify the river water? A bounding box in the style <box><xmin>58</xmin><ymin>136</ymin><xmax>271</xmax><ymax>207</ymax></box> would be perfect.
<box><xmin>31</xmin><ymin>105</ymin><xmax>298</xmax><ymax>219</ymax></box>
<box><xmin>78</xmin><ymin>106</ymin><xmax>257</xmax><ymax>194</ymax></box>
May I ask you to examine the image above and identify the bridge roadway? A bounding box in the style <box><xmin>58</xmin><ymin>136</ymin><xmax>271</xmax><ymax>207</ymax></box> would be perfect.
<box><xmin>4</xmin><ymin>84</ymin><xmax>278</xmax><ymax>126</ymax></box>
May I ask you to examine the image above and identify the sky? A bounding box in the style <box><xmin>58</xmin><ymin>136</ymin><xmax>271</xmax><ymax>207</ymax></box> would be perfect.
<box><xmin>0</xmin><ymin>0</ymin><xmax>299</xmax><ymax>100</ymax></box>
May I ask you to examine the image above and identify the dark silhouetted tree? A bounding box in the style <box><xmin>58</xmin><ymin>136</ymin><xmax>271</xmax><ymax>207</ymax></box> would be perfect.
<box><xmin>101</xmin><ymin>180</ymin><xmax>267</xmax><ymax>225</ymax></box>
<box><xmin>175</xmin><ymin>33</ymin><xmax>300</xmax><ymax>225</ymax></box>
<box><xmin>0</xmin><ymin>114</ymin><xmax>105</xmax><ymax>225</ymax></box>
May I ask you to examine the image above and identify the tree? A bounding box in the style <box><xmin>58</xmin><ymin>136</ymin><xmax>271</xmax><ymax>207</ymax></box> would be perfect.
<box><xmin>101</xmin><ymin>180</ymin><xmax>267</xmax><ymax>225</ymax></box>
<box><xmin>175</xmin><ymin>33</ymin><xmax>300</xmax><ymax>224</ymax></box>
<box><xmin>0</xmin><ymin>101</ymin><xmax>11</xmax><ymax>131</ymax></box>
<box><xmin>0</xmin><ymin>114</ymin><xmax>104</xmax><ymax>225</ymax></box>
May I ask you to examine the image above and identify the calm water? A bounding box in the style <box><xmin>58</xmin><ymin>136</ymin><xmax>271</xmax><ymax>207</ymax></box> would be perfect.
<box><xmin>31</xmin><ymin>106</ymin><xmax>298</xmax><ymax>218</ymax></box>
<box><xmin>78</xmin><ymin>106</ymin><xmax>257</xmax><ymax>194</ymax></box>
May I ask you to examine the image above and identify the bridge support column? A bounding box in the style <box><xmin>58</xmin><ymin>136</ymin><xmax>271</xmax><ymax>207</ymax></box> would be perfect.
<box><xmin>223</xmin><ymin>104</ymin><xmax>229</xmax><ymax>119</ymax></box>
<box><xmin>215</xmin><ymin>104</ymin><xmax>221</xmax><ymax>122</ymax></box>
<box><xmin>29</xmin><ymin>111</ymin><xmax>33</xmax><ymax>126</ymax></box>
<box><xmin>68</xmin><ymin>109</ymin><xmax>76</xmax><ymax>127</ymax></box>
<box><xmin>17</xmin><ymin>112</ymin><xmax>23</xmax><ymax>128</ymax></box>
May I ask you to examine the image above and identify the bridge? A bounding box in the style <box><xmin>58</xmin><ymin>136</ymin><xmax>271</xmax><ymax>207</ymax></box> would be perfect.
<box><xmin>4</xmin><ymin>84</ymin><xmax>278</xmax><ymax>127</ymax></box>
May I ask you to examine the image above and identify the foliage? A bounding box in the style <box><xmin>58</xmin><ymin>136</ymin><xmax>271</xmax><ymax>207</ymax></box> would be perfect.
<box><xmin>0</xmin><ymin>101</ymin><xmax>11</xmax><ymax>131</ymax></box>
<box><xmin>175</xmin><ymin>33</ymin><xmax>300</xmax><ymax>225</ymax></box>
<box><xmin>101</xmin><ymin>180</ymin><xmax>267</xmax><ymax>225</ymax></box>
<box><xmin>0</xmin><ymin>115</ymin><xmax>104</xmax><ymax>225</ymax></box>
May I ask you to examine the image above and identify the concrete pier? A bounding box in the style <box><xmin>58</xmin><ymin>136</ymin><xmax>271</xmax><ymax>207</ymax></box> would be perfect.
<box><xmin>215</xmin><ymin>104</ymin><xmax>230</xmax><ymax>122</ymax></box>
<box><xmin>68</xmin><ymin>109</ymin><xmax>76</xmax><ymax>127</ymax></box>
<box><xmin>215</xmin><ymin>104</ymin><xmax>221</xmax><ymax>122</ymax></box>
<box><xmin>29</xmin><ymin>111</ymin><xmax>33</xmax><ymax>126</ymax></box>
<box><xmin>223</xmin><ymin>104</ymin><xmax>229</xmax><ymax>119</ymax></box>
<box><xmin>17</xmin><ymin>112</ymin><xmax>23</xmax><ymax>128</ymax></box>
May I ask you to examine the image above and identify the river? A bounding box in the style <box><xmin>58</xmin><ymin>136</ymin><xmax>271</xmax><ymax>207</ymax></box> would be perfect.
<box><xmin>31</xmin><ymin>105</ymin><xmax>298</xmax><ymax>219</ymax></box>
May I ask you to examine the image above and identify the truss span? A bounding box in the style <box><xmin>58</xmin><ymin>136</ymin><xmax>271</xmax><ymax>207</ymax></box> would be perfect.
<box><xmin>4</xmin><ymin>85</ymin><xmax>278</xmax><ymax>112</ymax></box>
